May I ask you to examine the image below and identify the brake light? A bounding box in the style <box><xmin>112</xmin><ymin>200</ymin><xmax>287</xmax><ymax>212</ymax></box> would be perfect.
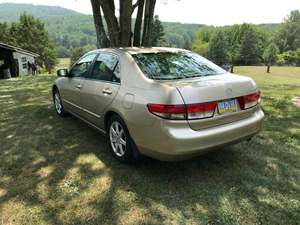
<box><xmin>186</xmin><ymin>102</ymin><xmax>217</xmax><ymax>119</ymax></box>
<box><xmin>238</xmin><ymin>91</ymin><xmax>261</xmax><ymax>110</ymax></box>
<box><xmin>147</xmin><ymin>102</ymin><xmax>217</xmax><ymax>120</ymax></box>
<box><xmin>147</xmin><ymin>104</ymin><xmax>186</xmax><ymax>120</ymax></box>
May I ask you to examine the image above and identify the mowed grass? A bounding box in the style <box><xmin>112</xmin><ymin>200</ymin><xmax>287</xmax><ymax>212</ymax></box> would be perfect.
<box><xmin>0</xmin><ymin>66</ymin><xmax>300</xmax><ymax>225</ymax></box>
<box><xmin>55</xmin><ymin>58</ymin><xmax>71</xmax><ymax>71</ymax></box>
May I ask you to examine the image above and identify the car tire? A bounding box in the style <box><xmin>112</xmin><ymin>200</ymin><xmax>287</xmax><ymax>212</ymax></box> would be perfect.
<box><xmin>107</xmin><ymin>115</ymin><xmax>141</xmax><ymax>163</ymax></box>
<box><xmin>53</xmin><ymin>89</ymin><xmax>67</xmax><ymax>117</ymax></box>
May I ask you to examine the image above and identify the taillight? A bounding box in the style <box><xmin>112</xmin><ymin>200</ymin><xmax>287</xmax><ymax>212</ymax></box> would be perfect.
<box><xmin>147</xmin><ymin>102</ymin><xmax>217</xmax><ymax>120</ymax></box>
<box><xmin>147</xmin><ymin>104</ymin><xmax>187</xmax><ymax>120</ymax></box>
<box><xmin>186</xmin><ymin>102</ymin><xmax>217</xmax><ymax>119</ymax></box>
<box><xmin>238</xmin><ymin>91</ymin><xmax>261</xmax><ymax>110</ymax></box>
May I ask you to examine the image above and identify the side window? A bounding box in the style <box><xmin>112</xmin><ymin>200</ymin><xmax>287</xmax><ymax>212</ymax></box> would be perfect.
<box><xmin>70</xmin><ymin>54</ymin><xmax>97</xmax><ymax>78</ymax></box>
<box><xmin>90</xmin><ymin>53</ymin><xmax>120</xmax><ymax>83</ymax></box>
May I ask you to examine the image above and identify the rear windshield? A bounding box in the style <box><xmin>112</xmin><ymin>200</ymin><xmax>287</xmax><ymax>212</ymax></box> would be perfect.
<box><xmin>132</xmin><ymin>52</ymin><xmax>226</xmax><ymax>80</ymax></box>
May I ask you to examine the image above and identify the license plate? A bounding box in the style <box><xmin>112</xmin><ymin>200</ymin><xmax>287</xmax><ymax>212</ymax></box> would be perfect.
<box><xmin>218</xmin><ymin>99</ymin><xmax>238</xmax><ymax>114</ymax></box>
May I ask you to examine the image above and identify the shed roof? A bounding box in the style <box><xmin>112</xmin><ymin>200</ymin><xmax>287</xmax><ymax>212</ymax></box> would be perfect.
<box><xmin>0</xmin><ymin>42</ymin><xmax>39</xmax><ymax>57</ymax></box>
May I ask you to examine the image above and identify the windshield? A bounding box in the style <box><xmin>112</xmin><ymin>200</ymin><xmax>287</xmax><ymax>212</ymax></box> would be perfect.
<box><xmin>132</xmin><ymin>52</ymin><xmax>226</xmax><ymax>80</ymax></box>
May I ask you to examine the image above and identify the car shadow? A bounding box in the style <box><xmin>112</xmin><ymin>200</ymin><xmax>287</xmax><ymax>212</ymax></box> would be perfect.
<box><xmin>1</xmin><ymin>77</ymin><xmax>300</xmax><ymax>224</ymax></box>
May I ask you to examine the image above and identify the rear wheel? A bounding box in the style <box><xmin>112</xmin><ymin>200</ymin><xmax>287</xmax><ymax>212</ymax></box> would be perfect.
<box><xmin>53</xmin><ymin>89</ymin><xmax>67</xmax><ymax>116</ymax></box>
<box><xmin>107</xmin><ymin>115</ymin><xmax>140</xmax><ymax>162</ymax></box>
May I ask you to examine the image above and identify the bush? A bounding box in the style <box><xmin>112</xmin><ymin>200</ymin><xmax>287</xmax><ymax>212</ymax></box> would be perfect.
<box><xmin>276</xmin><ymin>49</ymin><xmax>300</xmax><ymax>66</ymax></box>
<box><xmin>276</xmin><ymin>54</ymin><xmax>286</xmax><ymax>66</ymax></box>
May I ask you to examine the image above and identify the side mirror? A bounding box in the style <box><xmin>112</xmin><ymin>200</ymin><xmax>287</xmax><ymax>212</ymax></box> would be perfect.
<box><xmin>57</xmin><ymin>69</ymin><xmax>69</xmax><ymax>77</ymax></box>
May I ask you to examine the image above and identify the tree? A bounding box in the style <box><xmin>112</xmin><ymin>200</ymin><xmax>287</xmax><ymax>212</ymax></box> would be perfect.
<box><xmin>296</xmin><ymin>48</ymin><xmax>300</xmax><ymax>66</ymax></box>
<box><xmin>142</xmin><ymin>0</ymin><xmax>157</xmax><ymax>46</ymax></box>
<box><xmin>133</xmin><ymin>0</ymin><xmax>145</xmax><ymax>46</ymax></box>
<box><xmin>183</xmin><ymin>37</ymin><xmax>192</xmax><ymax>50</ymax></box>
<box><xmin>208</xmin><ymin>29</ymin><xmax>228</xmax><ymax>66</ymax></box>
<box><xmin>239</xmin><ymin>27</ymin><xmax>261</xmax><ymax>65</ymax></box>
<box><xmin>57</xmin><ymin>46</ymin><xmax>71</xmax><ymax>58</ymax></box>
<box><xmin>150</xmin><ymin>15</ymin><xmax>165</xmax><ymax>46</ymax></box>
<box><xmin>90</xmin><ymin>0</ymin><xmax>157</xmax><ymax>47</ymax></box>
<box><xmin>225</xmin><ymin>25</ymin><xmax>241</xmax><ymax>73</ymax></box>
<box><xmin>277</xmin><ymin>10</ymin><xmax>300</xmax><ymax>52</ymax></box>
<box><xmin>227</xmin><ymin>43</ymin><xmax>240</xmax><ymax>73</ymax></box>
<box><xmin>70</xmin><ymin>45</ymin><xmax>97</xmax><ymax>66</ymax></box>
<box><xmin>14</xmin><ymin>13</ymin><xmax>58</xmax><ymax>73</ymax></box>
<box><xmin>0</xmin><ymin>22</ymin><xmax>16</xmax><ymax>45</ymax></box>
<box><xmin>44</xmin><ymin>46</ymin><xmax>58</xmax><ymax>73</ymax></box>
<box><xmin>0</xmin><ymin>14</ymin><xmax>58</xmax><ymax>73</ymax></box>
<box><xmin>90</xmin><ymin>0</ymin><xmax>109</xmax><ymax>48</ymax></box>
<box><xmin>192</xmin><ymin>27</ymin><xmax>214</xmax><ymax>57</ymax></box>
<box><xmin>263</xmin><ymin>42</ymin><xmax>279</xmax><ymax>73</ymax></box>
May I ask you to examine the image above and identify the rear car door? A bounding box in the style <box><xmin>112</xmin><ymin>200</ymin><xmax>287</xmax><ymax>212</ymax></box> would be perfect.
<box><xmin>80</xmin><ymin>52</ymin><xmax>121</xmax><ymax>128</ymax></box>
<box><xmin>59</xmin><ymin>53</ymin><xmax>97</xmax><ymax>116</ymax></box>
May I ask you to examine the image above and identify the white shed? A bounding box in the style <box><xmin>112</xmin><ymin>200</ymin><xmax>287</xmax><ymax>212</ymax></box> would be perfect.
<box><xmin>0</xmin><ymin>42</ymin><xmax>39</xmax><ymax>78</ymax></box>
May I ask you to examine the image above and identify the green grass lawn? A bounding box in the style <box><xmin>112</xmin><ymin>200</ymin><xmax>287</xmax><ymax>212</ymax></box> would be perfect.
<box><xmin>56</xmin><ymin>58</ymin><xmax>71</xmax><ymax>71</ymax></box>
<box><xmin>0</xmin><ymin>66</ymin><xmax>300</xmax><ymax>225</ymax></box>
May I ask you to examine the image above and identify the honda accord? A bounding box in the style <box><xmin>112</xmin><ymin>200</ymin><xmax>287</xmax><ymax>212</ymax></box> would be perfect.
<box><xmin>53</xmin><ymin>47</ymin><xmax>264</xmax><ymax>162</ymax></box>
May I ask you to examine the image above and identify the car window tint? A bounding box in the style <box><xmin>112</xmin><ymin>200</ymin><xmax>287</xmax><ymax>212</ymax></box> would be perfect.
<box><xmin>90</xmin><ymin>53</ymin><xmax>120</xmax><ymax>83</ymax></box>
<box><xmin>132</xmin><ymin>52</ymin><xmax>226</xmax><ymax>80</ymax></box>
<box><xmin>70</xmin><ymin>53</ymin><xmax>97</xmax><ymax>78</ymax></box>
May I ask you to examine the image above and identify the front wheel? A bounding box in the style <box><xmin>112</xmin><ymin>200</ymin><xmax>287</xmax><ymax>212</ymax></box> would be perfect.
<box><xmin>107</xmin><ymin>115</ymin><xmax>140</xmax><ymax>162</ymax></box>
<box><xmin>53</xmin><ymin>89</ymin><xmax>67</xmax><ymax>116</ymax></box>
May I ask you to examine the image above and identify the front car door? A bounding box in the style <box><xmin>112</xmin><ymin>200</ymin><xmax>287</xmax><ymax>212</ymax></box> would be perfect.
<box><xmin>80</xmin><ymin>52</ymin><xmax>121</xmax><ymax>128</ymax></box>
<box><xmin>59</xmin><ymin>53</ymin><xmax>97</xmax><ymax>116</ymax></box>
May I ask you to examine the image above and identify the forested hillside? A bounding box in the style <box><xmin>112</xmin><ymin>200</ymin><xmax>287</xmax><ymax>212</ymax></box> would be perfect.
<box><xmin>0</xmin><ymin>3</ymin><xmax>205</xmax><ymax>56</ymax></box>
<box><xmin>0</xmin><ymin>3</ymin><xmax>81</xmax><ymax>21</ymax></box>
<box><xmin>0</xmin><ymin>3</ymin><xmax>284</xmax><ymax>61</ymax></box>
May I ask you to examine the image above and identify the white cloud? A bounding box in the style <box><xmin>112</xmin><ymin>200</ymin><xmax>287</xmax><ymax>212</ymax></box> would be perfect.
<box><xmin>0</xmin><ymin>0</ymin><xmax>299</xmax><ymax>25</ymax></box>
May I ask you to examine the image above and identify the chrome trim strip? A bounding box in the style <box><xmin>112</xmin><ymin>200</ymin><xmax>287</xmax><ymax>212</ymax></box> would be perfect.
<box><xmin>63</xmin><ymin>99</ymin><xmax>101</xmax><ymax>119</ymax></box>
<box><xmin>63</xmin><ymin>99</ymin><xmax>82</xmax><ymax>109</ymax></box>
<box><xmin>82</xmin><ymin>108</ymin><xmax>101</xmax><ymax>119</ymax></box>
<box><xmin>81</xmin><ymin>77</ymin><xmax>121</xmax><ymax>85</ymax></box>
<box><xmin>68</xmin><ymin>110</ymin><xmax>106</xmax><ymax>135</ymax></box>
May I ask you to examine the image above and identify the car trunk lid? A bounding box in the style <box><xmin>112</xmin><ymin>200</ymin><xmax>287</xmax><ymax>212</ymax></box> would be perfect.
<box><xmin>164</xmin><ymin>73</ymin><xmax>258</xmax><ymax>130</ymax></box>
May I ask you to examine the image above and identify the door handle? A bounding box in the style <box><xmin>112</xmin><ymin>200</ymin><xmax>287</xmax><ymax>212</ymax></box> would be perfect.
<box><xmin>76</xmin><ymin>84</ymin><xmax>82</xmax><ymax>90</ymax></box>
<box><xmin>102</xmin><ymin>88</ymin><xmax>113</xmax><ymax>95</ymax></box>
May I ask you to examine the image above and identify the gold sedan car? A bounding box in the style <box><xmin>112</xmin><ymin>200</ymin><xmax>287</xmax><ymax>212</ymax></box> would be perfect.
<box><xmin>53</xmin><ymin>48</ymin><xmax>264</xmax><ymax>162</ymax></box>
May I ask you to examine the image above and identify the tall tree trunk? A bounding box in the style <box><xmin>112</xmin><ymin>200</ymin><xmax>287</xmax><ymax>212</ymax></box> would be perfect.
<box><xmin>142</xmin><ymin>0</ymin><xmax>156</xmax><ymax>47</ymax></box>
<box><xmin>99</xmin><ymin>0</ymin><xmax>120</xmax><ymax>47</ymax></box>
<box><xmin>267</xmin><ymin>65</ymin><xmax>270</xmax><ymax>73</ymax></box>
<box><xmin>141</xmin><ymin>0</ymin><xmax>150</xmax><ymax>46</ymax></box>
<box><xmin>120</xmin><ymin>0</ymin><xmax>133</xmax><ymax>47</ymax></box>
<box><xmin>230</xmin><ymin>65</ymin><xmax>234</xmax><ymax>73</ymax></box>
<box><xmin>133</xmin><ymin>0</ymin><xmax>145</xmax><ymax>46</ymax></box>
<box><xmin>90</xmin><ymin>0</ymin><xmax>109</xmax><ymax>48</ymax></box>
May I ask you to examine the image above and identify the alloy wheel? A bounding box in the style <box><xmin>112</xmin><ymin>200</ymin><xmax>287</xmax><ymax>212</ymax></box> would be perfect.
<box><xmin>109</xmin><ymin>121</ymin><xmax>127</xmax><ymax>157</ymax></box>
<box><xmin>54</xmin><ymin>92</ymin><xmax>62</xmax><ymax>114</ymax></box>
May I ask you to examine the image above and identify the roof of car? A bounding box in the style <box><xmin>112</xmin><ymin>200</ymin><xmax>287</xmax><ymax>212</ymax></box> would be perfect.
<box><xmin>89</xmin><ymin>47</ymin><xmax>188</xmax><ymax>55</ymax></box>
<box><xmin>119</xmin><ymin>47</ymin><xmax>188</xmax><ymax>54</ymax></box>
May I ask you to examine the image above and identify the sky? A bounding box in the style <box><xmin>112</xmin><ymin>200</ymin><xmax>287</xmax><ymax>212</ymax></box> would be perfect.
<box><xmin>0</xmin><ymin>0</ymin><xmax>299</xmax><ymax>26</ymax></box>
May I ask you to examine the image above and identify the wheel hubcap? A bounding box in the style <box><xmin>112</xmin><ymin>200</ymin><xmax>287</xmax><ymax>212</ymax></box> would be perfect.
<box><xmin>55</xmin><ymin>93</ymin><xmax>62</xmax><ymax>114</ymax></box>
<box><xmin>109</xmin><ymin>121</ymin><xmax>126</xmax><ymax>157</ymax></box>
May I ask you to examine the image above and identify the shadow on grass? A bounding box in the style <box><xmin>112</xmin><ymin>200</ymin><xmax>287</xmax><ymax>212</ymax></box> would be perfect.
<box><xmin>0</xmin><ymin>76</ymin><xmax>300</xmax><ymax>225</ymax></box>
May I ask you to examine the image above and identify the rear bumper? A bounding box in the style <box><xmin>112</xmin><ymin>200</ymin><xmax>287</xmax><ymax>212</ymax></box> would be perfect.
<box><xmin>135</xmin><ymin>108</ymin><xmax>264</xmax><ymax>161</ymax></box>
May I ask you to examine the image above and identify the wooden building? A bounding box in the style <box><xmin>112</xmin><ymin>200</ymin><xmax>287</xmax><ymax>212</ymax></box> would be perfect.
<box><xmin>0</xmin><ymin>42</ymin><xmax>39</xmax><ymax>78</ymax></box>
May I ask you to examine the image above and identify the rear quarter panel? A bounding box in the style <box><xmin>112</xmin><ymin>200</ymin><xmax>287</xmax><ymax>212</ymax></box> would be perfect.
<box><xmin>107</xmin><ymin>52</ymin><xmax>187</xmax><ymax>143</ymax></box>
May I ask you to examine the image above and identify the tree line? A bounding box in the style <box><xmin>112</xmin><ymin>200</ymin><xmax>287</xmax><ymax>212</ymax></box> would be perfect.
<box><xmin>0</xmin><ymin>5</ymin><xmax>298</xmax><ymax>73</ymax></box>
<box><xmin>46</xmin><ymin>16</ymin><xmax>199</xmax><ymax>58</ymax></box>
<box><xmin>190</xmin><ymin>10</ymin><xmax>300</xmax><ymax>72</ymax></box>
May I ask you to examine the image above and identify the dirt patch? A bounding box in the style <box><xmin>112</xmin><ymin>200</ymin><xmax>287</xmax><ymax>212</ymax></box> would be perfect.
<box><xmin>292</xmin><ymin>97</ymin><xmax>300</xmax><ymax>107</ymax></box>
